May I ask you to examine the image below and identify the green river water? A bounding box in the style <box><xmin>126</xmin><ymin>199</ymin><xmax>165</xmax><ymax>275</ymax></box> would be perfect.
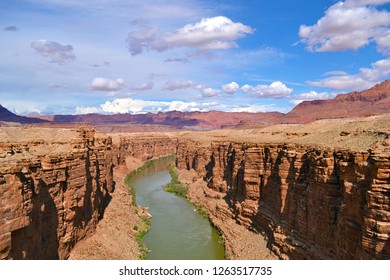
<box><xmin>127</xmin><ymin>158</ymin><xmax>225</xmax><ymax>260</ymax></box>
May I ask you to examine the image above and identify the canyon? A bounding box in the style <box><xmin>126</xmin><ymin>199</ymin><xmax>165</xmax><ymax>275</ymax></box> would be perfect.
<box><xmin>1</xmin><ymin>114</ymin><xmax>389</xmax><ymax>260</ymax></box>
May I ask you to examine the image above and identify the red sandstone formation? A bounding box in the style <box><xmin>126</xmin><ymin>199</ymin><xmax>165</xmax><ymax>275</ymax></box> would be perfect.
<box><xmin>114</xmin><ymin>135</ymin><xmax>177</xmax><ymax>163</ymax></box>
<box><xmin>0</xmin><ymin>128</ymin><xmax>114</xmax><ymax>259</ymax></box>
<box><xmin>286</xmin><ymin>80</ymin><xmax>390</xmax><ymax>123</ymax></box>
<box><xmin>176</xmin><ymin>140</ymin><xmax>390</xmax><ymax>259</ymax></box>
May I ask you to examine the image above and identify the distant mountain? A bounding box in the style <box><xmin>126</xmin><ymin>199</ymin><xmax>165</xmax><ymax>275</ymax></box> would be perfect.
<box><xmin>0</xmin><ymin>105</ymin><xmax>48</xmax><ymax>124</ymax></box>
<box><xmin>3</xmin><ymin>80</ymin><xmax>390</xmax><ymax>129</ymax></box>
<box><xmin>46</xmin><ymin>110</ymin><xmax>284</xmax><ymax>129</ymax></box>
<box><xmin>285</xmin><ymin>80</ymin><xmax>390</xmax><ymax>123</ymax></box>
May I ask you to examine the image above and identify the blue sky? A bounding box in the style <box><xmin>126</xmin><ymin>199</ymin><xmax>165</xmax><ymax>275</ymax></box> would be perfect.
<box><xmin>1</xmin><ymin>0</ymin><xmax>390</xmax><ymax>115</ymax></box>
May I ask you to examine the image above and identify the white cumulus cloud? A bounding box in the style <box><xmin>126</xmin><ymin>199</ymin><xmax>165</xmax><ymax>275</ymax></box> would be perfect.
<box><xmin>100</xmin><ymin>98</ymin><xmax>164</xmax><ymax>114</ymax></box>
<box><xmin>201</xmin><ymin>87</ymin><xmax>221</xmax><ymax>97</ymax></box>
<box><xmin>222</xmin><ymin>82</ymin><xmax>239</xmax><ymax>94</ymax></box>
<box><xmin>290</xmin><ymin>91</ymin><xmax>337</xmax><ymax>105</ymax></box>
<box><xmin>344</xmin><ymin>0</ymin><xmax>390</xmax><ymax>8</ymax></box>
<box><xmin>127</xmin><ymin>16</ymin><xmax>254</xmax><ymax>55</ymax></box>
<box><xmin>166</xmin><ymin>101</ymin><xmax>218</xmax><ymax>112</ymax></box>
<box><xmin>299</xmin><ymin>0</ymin><xmax>390</xmax><ymax>54</ymax></box>
<box><xmin>155</xmin><ymin>16</ymin><xmax>254</xmax><ymax>51</ymax></box>
<box><xmin>162</xmin><ymin>80</ymin><xmax>223</xmax><ymax>97</ymax></box>
<box><xmin>75</xmin><ymin>106</ymin><xmax>102</xmax><ymax>114</ymax></box>
<box><xmin>31</xmin><ymin>39</ymin><xmax>76</xmax><ymax>64</ymax></box>
<box><xmin>241</xmin><ymin>81</ymin><xmax>293</xmax><ymax>98</ymax></box>
<box><xmin>99</xmin><ymin>98</ymin><xmax>219</xmax><ymax>114</ymax></box>
<box><xmin>307</xmin><ymin>57</ymin><xmax>390</xmax><ymax>91</ymax></box>
<box><xmin>76</xmin><ymin>98</ymin><xmax>285</xmax><ymax>115</ymax></box>
<box><xmin>90</xmin><ymin>77</ymin><xmax>125</xmax><ymax>91</ymax></box>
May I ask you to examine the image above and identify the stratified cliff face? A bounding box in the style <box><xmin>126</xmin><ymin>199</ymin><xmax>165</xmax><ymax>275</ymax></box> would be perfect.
<box><xmin>116</xmin><ymin>136</ymin><xmax>177</xmax><ymax>164</ymax></box>
<box><xmin>176</xmin><ymin>141</ymin><xmax>390</xmax><ymax>259</ymax></box>
<box><xmin>0</xmin><ymin>128</ymin><xmax>114</xmax><ymax>259</ymax></box>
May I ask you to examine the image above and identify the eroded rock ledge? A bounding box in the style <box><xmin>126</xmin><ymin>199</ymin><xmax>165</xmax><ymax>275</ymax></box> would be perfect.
<box><xmin>176</xmin><ymin>140</ymin><xmax>390</xmax><ymax>259</ymax></box>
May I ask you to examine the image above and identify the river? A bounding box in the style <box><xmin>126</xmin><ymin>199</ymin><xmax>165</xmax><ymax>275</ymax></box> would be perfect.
<box><xmin>127</xmin><ymin>158</ymin><xmax>225</xmax><ymax>260</ymax></box>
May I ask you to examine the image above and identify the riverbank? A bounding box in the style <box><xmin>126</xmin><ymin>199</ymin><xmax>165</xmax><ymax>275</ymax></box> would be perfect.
<box><xmin>68</xmin><ymin>157</ymin><xmax>151</xmax><ymax>259</ymax></box>
<box><xmin>177</xmin><ymin>168</ymin><xmax>277</xmax><ymax>260</ymax></box>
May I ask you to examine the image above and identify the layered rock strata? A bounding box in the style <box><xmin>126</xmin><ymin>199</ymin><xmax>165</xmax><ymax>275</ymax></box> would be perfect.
<box><xmin>176</xmin><ymin>140</ymin><xmax>390</xmax><ymax>259</ymax></box>
<box><xmin>115</xmin><ymin>135</ymin><xmax>177</xmax><ymax>163</ymax></box>
<box><xmin>0</xmin><ymin>128</ymin><xmax>114</xmax><ymax>259</ymax></box>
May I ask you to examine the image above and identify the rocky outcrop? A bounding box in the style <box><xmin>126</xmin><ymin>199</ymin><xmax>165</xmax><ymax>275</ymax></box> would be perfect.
<box><xmin>176</xmin><ymin>140</ymin><xmax>390</xmax><ymax>259</ymax></box>
<box><xmin>0</xmin><ymin>128</ymin><xmax>114</xmax><ymax>259</ymax></box>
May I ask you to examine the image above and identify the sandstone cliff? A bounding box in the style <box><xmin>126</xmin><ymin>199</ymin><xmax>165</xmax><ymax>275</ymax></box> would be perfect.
<box><xmin>0</xmin><ymin>128</ymin><xmax>114</xmax><ymax>259</ymax></box>
<box><xmin>113</xmin><ymin>134</ymin><xmax>177</xmax><ymax>163</ymax></box>
<box><xmin>176</xmin><ymin>140</ymin><xmax>390</xmax><ymax>259</ymax></box>
<box><xmin>0</xmin><ymin>128</ymin><xmax>178</xmax><ymax>260</ymax></box>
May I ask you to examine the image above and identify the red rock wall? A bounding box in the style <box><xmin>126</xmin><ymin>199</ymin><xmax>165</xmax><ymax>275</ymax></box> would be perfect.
<box><xmin>116</xmin><ymin>136</ymin><xmax>177</xmax><ymax>164</ymax></box>
<box><xmin>0</xmin><ymin>129</ymin><xmax>114</xmax><ymax>259</ymax></box>
<box><xmin>176</xmin><ymin>141</ymin><xmax>390</xmax><ymax>259</ymax></box>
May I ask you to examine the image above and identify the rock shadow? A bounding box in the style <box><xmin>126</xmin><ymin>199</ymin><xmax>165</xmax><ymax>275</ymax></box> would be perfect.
<box><xmin>10</xmin><ymin>173</ymin><xmax>59</xmax><ymax>259</ymax></box>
